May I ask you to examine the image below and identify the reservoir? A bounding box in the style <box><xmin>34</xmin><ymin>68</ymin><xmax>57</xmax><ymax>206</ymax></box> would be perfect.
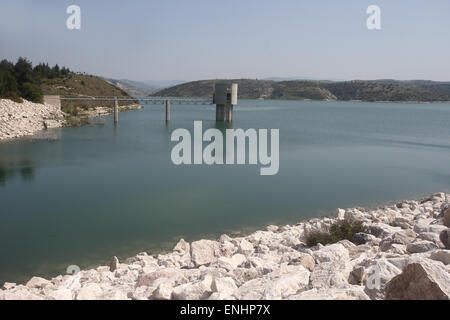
<box><xmin>1</xmin><ymin>99</ymin><xmax>450</xmax><ymax>284</ymax></box>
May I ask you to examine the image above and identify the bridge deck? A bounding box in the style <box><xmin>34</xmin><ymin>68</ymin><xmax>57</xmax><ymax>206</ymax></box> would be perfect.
<box><xmin>60</xmin><ymin>96</ymin><xmax>213</xmax><ymax>105</ymax></box>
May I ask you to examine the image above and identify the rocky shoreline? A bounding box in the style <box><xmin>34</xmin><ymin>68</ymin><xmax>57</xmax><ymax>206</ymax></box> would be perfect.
<box><xmin>1</xmin><ymin>192</ymin><xmax>449</xmax><ymax>300</ymax></box>
<box><xmin>0</xmin><ymin>98</ymin><xmax>143</xmax><ymax>141</ymax></box>
<box><xmin>77</xmin><ymin>103</ymin><xmax>143</xmax><ymax>119</ymax></box>
<box><xmin>0</xmin><ymin>99</ymin><xmax>65</xmax><ymax>140</ymax></box>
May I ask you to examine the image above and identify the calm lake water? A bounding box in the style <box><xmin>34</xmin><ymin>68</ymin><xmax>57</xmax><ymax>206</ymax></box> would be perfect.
<box><xmin>1</xmin><ymin>99</ymin><xmax>450</xmax><ymax>284</ymax></box>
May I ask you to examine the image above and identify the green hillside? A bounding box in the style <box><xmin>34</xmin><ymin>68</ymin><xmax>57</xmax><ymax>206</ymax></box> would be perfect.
<box><xmin>0</xmin><ymin>57</ymin><xmax>71</xmax><ymax>103</ymax></box>
<box><xmin>152</xmin><ymin>79</ymin><xmax>275</xmax><ymax>99</ymax></box>
<box><xmin>1</xmin><ymin>57</ymin><xmax>137</xmax><ymax>120</ymax></box>
<box><xmin>152</xmin><ymin>79</ymin><xmax>450</xmax><ymax>102</ymax></box>
<box><xmin>42</xmin><ymin>74</ymin><xmax>136</xmax><ymax>116</ymax></box>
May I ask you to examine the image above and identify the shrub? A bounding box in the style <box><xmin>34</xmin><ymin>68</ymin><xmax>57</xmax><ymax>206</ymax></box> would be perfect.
<box><xmin>20</xmin><ymin>82</ymin><xmax>43</xmax><ymax>103</ymax></box>
<box><xmin>62</xmin><ymin>103</ymin><xmax>78</xmax><ymax>116</ymax></box>
<box><xmin>0</xmin><ymin>69</ymin><xmax>18</xmax><ymax>96</ymax></box>
<box><xmin>4</xmin><ymin>92</ymin><xmax>23</xmax><ymax>103</ymax></box>
<box><xmin>306</xmin><ymin>220</ymin><xmax>366</xmax><ymax>247</ymax></box>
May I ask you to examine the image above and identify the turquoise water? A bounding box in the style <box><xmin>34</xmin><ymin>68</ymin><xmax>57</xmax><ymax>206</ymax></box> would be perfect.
<box><xmin>1</xmin><ymin>99</ymin><xmax>450</xmax><ymax>284</ymax></box>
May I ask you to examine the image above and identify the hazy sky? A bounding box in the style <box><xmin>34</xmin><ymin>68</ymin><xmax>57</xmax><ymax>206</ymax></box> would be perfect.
<box><xmin>1</xmin><ymin>0</ymin><xmax>449</xmax><ymax>81</ymax></box>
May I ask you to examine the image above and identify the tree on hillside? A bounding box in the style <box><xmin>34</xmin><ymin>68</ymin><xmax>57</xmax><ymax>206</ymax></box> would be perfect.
<box><xmin>0</xmin><ymin>60</ymin><xmax>21</xmax><ymax>102</ymax></box>
<box><xmin>0</xmin><ymin>59</ymin><xmax>15</xmax><ymax>74</ymax></box>
<box><xmin>20</xmin><ymin>82</ymin><xmax>43</xmax><ymax>103</ymax></box>
<box><xmin>34</xmin><ymin>63</ymin><xmax>52</xmax><ymax>78</ymax></box>
<box><xmin>12</xmin><ymin>57</ymin><xmax>43</xmax><ymax>102</ymax></box>
<box><xmin>0</xmin><ymin>58</ymin><xmax>71</xmax><ymax>103</ymax></box>
<box><xmin>52</xmin><ymin>64</ymin><xmax>60</xmax><ymax>76</ymax></box>
<box><xmin>14</xmin><ymin>57</ymin><xmax>35</xmax><ymax>85</ymax></box>
<box><xmin>61</xmin><ymin>67</ymin><xmax>70</xmax><ymax>76</ymax></box>
<box><xmin>34</xmin><ymin>62</ymin><xmax>71</xmax><ymax>79</ymax></box>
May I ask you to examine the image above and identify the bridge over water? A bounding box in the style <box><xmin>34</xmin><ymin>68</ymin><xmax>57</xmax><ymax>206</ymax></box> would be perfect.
<box><xmin>44</xmin><ymin>83</ymin><xmax>238</xmax><ymax>123</ymax></box>
<box><xmin>59</xmin><ymin>96</ymin><xmax>213</xmax><ymax>105</ymax></box>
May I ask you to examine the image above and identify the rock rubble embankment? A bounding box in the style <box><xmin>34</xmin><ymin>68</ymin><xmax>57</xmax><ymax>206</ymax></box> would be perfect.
<box><xmin>1</xmin><ymin>193</ymin><xmax>450</xmax><ymax>300</ymax></box>
<box><xmin>0</xmin><ymin>99</ymin><xmax>65</xmax><ymax>140</ymax></box>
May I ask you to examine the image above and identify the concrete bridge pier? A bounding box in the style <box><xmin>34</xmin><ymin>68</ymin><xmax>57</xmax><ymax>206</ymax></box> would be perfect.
<box><xmin>114</xmin><ymin>96</ymin><xmax>119</xmax><ymax>124</ymax></box>
<box><xmin>214</xmin><ymin>83</ymin><xmax>238</xmax><ymax>122</ymax></box>
<box><xmin>165</xmin><ymin>100</ymin><xmax>170</xmax><ymax>121</ymax></box>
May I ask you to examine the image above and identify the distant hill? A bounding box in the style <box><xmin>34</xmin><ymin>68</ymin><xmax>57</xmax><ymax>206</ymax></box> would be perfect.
<box><xmin>103</xmin><ymin>78</ymin><xmax>187</xmax><ymax>96</ymax></box>
<box><xmin>103</xmin><ymin>78</ymin><xmax>158</xmax><ymax>96</ymax></box>
<box><xmin>263</xmin><ymin>76</ymin><xmax>340</xmax><ymax>82</ymax></box>
<box><xmin>142</xmin><ymin>79</ymin><xmax>186</xmax><ymax>89</ymax></box>
<box><xmin>152</xmin><ymin>79</ymin><xmax>450</xmax><ymax>102</ymax></box>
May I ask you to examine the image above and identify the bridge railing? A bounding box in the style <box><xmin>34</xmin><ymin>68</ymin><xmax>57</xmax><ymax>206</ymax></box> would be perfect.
<box><xmin>60</xmin><ymin>96</ymin><xmax>213</xmax><ymax>105</ymax></box>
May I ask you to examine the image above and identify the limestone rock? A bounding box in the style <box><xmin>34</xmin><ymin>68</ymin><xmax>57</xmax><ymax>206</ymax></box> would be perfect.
<box><xmin>344</xmin><ymin>208</ymin><xmax>369</xmax><ymax>223</ymax></box>
<box><xmin>440</xmin><ymin>229</ymin><xmax>450</xmax><ymax>249</ymax></box>
<box><xmin>218</xmin><ymin>241</ymin><xmax>235</xmax><ymax>258</ymax></box>
<box><xmin>136</xmin><ymin>268</ymin><xmax>183</xmax><ymax>287</ymax></box>
<box><xmin>0</xmin><ymin>286</ymin><xmax>44</xmax><ymax>300</ymax></box>
<box><xmin>367</xmin><ymin>223</ymin><xmax>402</xmax><ymax>239</ymax></box>
<box><xmin>288</xmin><ymin>253</ymin><xmax>315</xmax><ymax>271</ymax></box>
<box><xmin>98</xmin><ymin>289</ymin><xmax>128</xmax><ymax>300</ymax></box>
<box><xmin>418</xmin><ymin>232</ymin><xmax>442</xmax><ymax>245</ymax></box>
<box><xmin>173</xmin><ymin>239</ymin><xmax>190</xmax><ymax>254</ymax></box>
<box><xmin>208</xmin><ymin>292</ymin><xmax>236</xmax><ymax>300</ymax></box>
<box><xmin>238</xmin><ymin>239</ymin><xmax>254</xmax><ymax>256</ymax></box>
<box><xmin>1</xmin><ymin>282</ymin><xmax>16</xmax><ymax>290</ymax></box>
<box><xmin>406</xmin><ymin>240</ymin><xmax>439</xmax><ymax>253</ymax></box>
<box><xmin>310</xmin><ymin>261</ymin><xmax>350</xmax><ymax>289</ymax></box>
<box><xmin>429</xmin><ymin>250</ymin><xmax>450</xmax><ymax>265</ymax></box>
<box><xmin>414</xmin><ymin>220</ymin><xmax>447</xmax><ymax>234</ymax></box>
<box><xmin>379</xmin><ymin>230</ymin><xmax>416</xmax><ymax>252</ymax></box>
<box><xmin>217</xmin><ymin>254</ymin><xmax>246</xmax><ymax>271</ymax></box>
<box><xmin>131</xmin><ymin>286</ymin><xmax>155</xmax><ymax>300</ymax></box>
<box><xmin>352</xmin><ymin>232</ymin><xmax>376</xmax><ymax>245</ymax></box>
<box><xmin>26</xmin><ymin>277</ymin><xmax>52</xmax><ymax>289</ymax></box>
<box><xmin>109</xmin><ymin>256</ymin><xmax>119</xmax><ymax>272</ymax></box>
<box><xmin>43</xmin><ymin>119</ymin><xmax>62</xmax><ymax>129</ymax></box>
<box><xmin>358</xmin><ymin>259</ymin><xmax>402</xmax><ymax>300</ymax></box>
<box><xmin>171</xmin><ymin>276</ymin><xmax>212</xmax><ymax>300</ymax></box>
<box><xmin>265</xmin><ymin>225</ymin><xmax>279</xmax><ymax>232</ymax></box>
<box><xmin>349</xmin><ymin>266</ymin><xmax>366</xmax><ymax>285</ymax></box>
<box><xmin>385</xmin><ymin>260</ymin><xmax>450</xmax><ymax>300</ymax></box>
<box><xmin>230</xmin><ymin>268</ymin><xmax>260</xmax><ymax>287</ymax></box>
<box><xmin>211</xmin><ymin>277</ymin><xmax>237</xmax><ymax>297</ymax></box>
<box><xmin>234</xmin><ymin>266</ymin><xmax>310</xmax><ymax>300</ymax></box>
<box><xmin>312</xmin><ymin>243</ymin><xmax>349</xmax><ymax>264</ymax></box>
<box><xmin>48</xmin><ymin>288</ymin><xmax>73</xmax><ymax>300</ymax></box>
<box><xmin>218</xmin><ymin>234</ymin><xmax>232</xmax><ymax>243</ymax></box>
<box><xmin>287</xmin><ymin>286</ymin><xmax>370</xmax><ymax>300</ymax></box>
<box><xmin>158</xmin><ymin>246</ymin><xmax>192</xmax><ymax>268</ymax></box>
<box><xmin>334</xmin><ymin>208</ymin><xmax>346</xmax><ymax>220</ymax></box>
<box><xmin>191</xmin><ymin>240</ymin><xmax>220</xmax><ymax>266</ymax></box>
<box><xmin>442</xmin><ymin>206</ymin><xmax>450</xmax><ymax>227</ymax></box>
<box><xmin>151</xmin><ymin>282</ymin><xmax>173</xmax><ymax>300</ymax></box>
<box><xmin>76</xmin><ymin>283</ymin><xmax>102</xmax><ymax>300</ymax></box>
